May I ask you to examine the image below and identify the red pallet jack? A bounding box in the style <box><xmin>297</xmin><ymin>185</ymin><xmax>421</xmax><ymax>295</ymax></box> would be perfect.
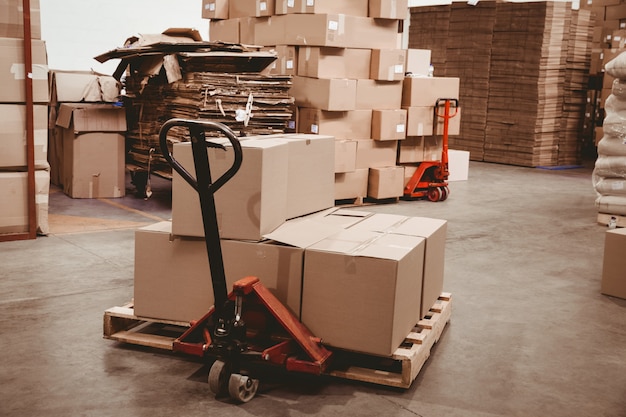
<box><xmin>403</xmin><ymin>98</ymin><xmax>459</xmax><ymax>202</ymax></box>
<box><xmin>158</xmin><ymin>119</ymin><xmax>333</xmax><ymax>403</ymax></box>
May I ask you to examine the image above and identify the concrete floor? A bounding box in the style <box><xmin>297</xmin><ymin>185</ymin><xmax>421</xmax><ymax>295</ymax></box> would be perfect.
<box><xmin>1</xmin><ymin>161</ymin><xmax>625</xmax><ymax>417</ymax></box>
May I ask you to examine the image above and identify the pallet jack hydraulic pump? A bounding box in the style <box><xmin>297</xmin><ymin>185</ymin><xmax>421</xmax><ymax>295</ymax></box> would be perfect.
<box><xmin>158</xmin><ymin>119</ymin><xmax>333</xmax><ymax>403</ymax></box>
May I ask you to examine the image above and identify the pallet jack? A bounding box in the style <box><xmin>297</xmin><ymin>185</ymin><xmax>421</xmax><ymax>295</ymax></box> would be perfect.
<box><xmin>403</xmin><ymin>98</ymin><xmax>459</xmax><ymax>202</ymax></box>
<box><xmin>158</xmin><ymin>119</ymin><xmax>333</xmax><ymax>403</ymax></box>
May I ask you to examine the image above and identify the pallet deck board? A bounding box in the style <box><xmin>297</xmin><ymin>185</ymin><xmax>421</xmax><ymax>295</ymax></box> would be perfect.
<box><xmin>597</xmin><ymin>213</ymin><xmax>626</xmax><ymax>228</ymax></box>
<box><xmin>103</xmin><ymin>293</ymin><xmax>452</xmax><ymax>389</ymax></box>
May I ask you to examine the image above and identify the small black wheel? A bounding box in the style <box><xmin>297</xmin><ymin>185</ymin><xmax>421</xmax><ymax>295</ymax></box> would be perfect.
<box><xmin>208</xmin><ymin>360</ymin><xmax>230</xmax><ymax>396</ymax></box>
<box><xmin>228</xmin><ymin>373</ymin><xmax>259</xmax><ymax>403</ymax></box>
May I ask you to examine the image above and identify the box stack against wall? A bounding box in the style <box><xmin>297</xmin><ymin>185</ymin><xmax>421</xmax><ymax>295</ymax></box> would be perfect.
<box><xmin>409</xmin><ymin>1</ymin><xmax>594</xmax><ymax>167</ymax></box>
<box><xmin>0</xmin><ymin>0</ymin><xmax>49</xmax><ymax>235</ymax></box>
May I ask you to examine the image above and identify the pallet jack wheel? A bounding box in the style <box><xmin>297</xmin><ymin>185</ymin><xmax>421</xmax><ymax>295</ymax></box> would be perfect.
<box><xmin>427</xmin><ymin>187</ymin><xmax>442</xmax><ymax>202</ymax></box>
<box><xmin>208</xmin><ymin>360</ymin><xmax>230</xmax><ymax>396</ymax></box>
<box><xmin>228</xmin><ymin>373</ymin><xmax>259</xmax><ymax>403</ymax></box>
<box><xmin>440</xmin><ymin>186</ymin><xmax>449</xmax><ymax>201</ymax></box>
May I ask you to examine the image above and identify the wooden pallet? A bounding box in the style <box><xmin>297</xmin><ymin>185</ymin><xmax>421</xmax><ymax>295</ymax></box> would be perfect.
<box><xmin>597</xmin><ymin>212</ymin><xmax>626</xmax><ymax>228</ymax></box>
<box><xmin>335</xmin><ymin>196</ymin><xmax>400</xmax><ymax>207</ymax></box>
<box><xmin>103</xmin><ymin>293</ymin><xmax>452</xmax><ymax>389</ymax></box>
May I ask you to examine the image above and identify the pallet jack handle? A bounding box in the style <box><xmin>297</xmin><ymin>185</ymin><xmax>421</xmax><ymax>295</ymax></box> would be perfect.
<box><xmin>435</xmin><ymin>98</ymin><xmax>459</xmax><ymax>176</ymax></box>
<box><xmin>159</xmin><ymin>118</ymin><xmax>242</xmax><ymax>324</ymax></box>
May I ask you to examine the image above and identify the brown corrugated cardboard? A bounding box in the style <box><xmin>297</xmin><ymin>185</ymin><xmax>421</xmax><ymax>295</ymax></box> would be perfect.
<box><xmin>401</xmin><ymin>76</ymin><xmax>460</xmax><ymax>107</ymax></box>
<box><xmin>133</xmin><ymin>221</ymin><xmax>304</xmax><ymax>322</ymax></box>
<box><xmin>370</xmin><ymin>49</ymin><xmax>407</xmax><ymax>81</ymax></box>
<box><xmin>371</xmin><ymin>109</ymin><xmax>407</xmax><ymax>141</ymax></box>
<box><xmin>297</xmin><ymin>47</ymin><xmax>371</xmax><ymax>79</ymax></box>
<box><xmin>369</xmin><ymin>0</ymin><xmax>408</xmax><ymax>19</ymax></box>
<box><xmin>301</xmin><ymin>229</ymin><xmax>425</xmax><ymax>356</ymax></box>
<box><xmin>0</xmin><ymin>170</ymin><xmax>49</xmax><ymax>235</ymax></box>
<box><xmin>262</xmin><ymin>45</ymin><xmax>297</xmax><ymax>75</ymax></box>
<box><xmin>252</xmin><ymin>15</ymin><xmax>287</xmax><ymax>45</ymax></box>
<box><xmin>405</xmin><ymin>49</ymin><xmax>432</xmax><ymax>76</ymax></box>
<box><xmin>297</xmin><ymin>108</ymin><xmax>372</xmax><ymax>139</ymax></box>
<box><xmin>0</xmin><ymin>38</ymin><xmax>48</xmax><ymax>103</ymax></box>
<box><xmin>355</xmin><ymin>139</ymin><xmax>398</xmax><ymax>169</ymax></box>
<box><xmin>229</xmin><ymin>0</ymin><xmax>274</xmax><ymax>18</ymax></box>
<box><xmin>423</xmin><ymin>135</ymin><xmax>442</xmax><ymax>162</ymax></box>
<box><xmin>49</xmin><ymin>70</ymin><xmax>121</xmax><ymax>104</ymax></box>
<box><xmin>601</xmin><ymin>228</ymin><xmax>626</xmax><ymax>300</ymax></box>
<box><xmin>0</xmin><ymin>104</ymin><xmax>48</xmax><ymax>170</ymax></box>
<box><xmin>291</xmin><ymin>76</ymin><xmax>357</xmax><ymax>111</ymax></box>
<box><xmin>202</xmin><ymin>0</ymin><xmax>229</xmax><ymax>19</ymax></box>
<box><xmin>0</xmin><ymin>0</ymin><xmax>41</xmax><ymax>39</ymax></box>
<box><xmin>275</xmin><ymin>0</ymin><xmax>299</xmax><ymax>14</ymax></box>
<box><xmin>334</xmin><ymin>139</ymin><xmax>357</xmax><ymax>173</ymax></box>
<box><xmin>397</xmin><ymin>136</ymin><xmax>424</xmax><ymax>163</ymax></box>
<box><xmin>209</xmin><ymin>18</ymin><xmax>240</xmax><ymax>43</ymax></box>
<box><xmin>405</xmin><ymin>105</ymin><xmax>460</xmax><ymax>137</ymax></box>
<box><xmin>606</xmin><ymin>3</ymin><xmax>626</xmax><ymax>20</ymax></box>
<box><xmin>172</xmin><ymin>139</ymin><xmax>289</xmax><ymax>241</ymax></box>
<box><xmin>356</xmin><ymin>79</ymin><xmax>403</xmax><ymax>110</ymax></box>
<box><xmin>302</xmin><ymin>0</ymin><xmax>369</xmax><ymax>16</ymax></box>
<box><xmin>55</xmin><ymin>104</ymin><xmax>126</xmax><ymax>199</ymax></box>
<box><xmin>368</xmin><ymin>166</ymin><xmax>404</xmax><ymax>199</ymax></box>
<box><xmin>334</xmin><ymin>168</ymin><xmax>368</xmax><ymax>199</ymax></box>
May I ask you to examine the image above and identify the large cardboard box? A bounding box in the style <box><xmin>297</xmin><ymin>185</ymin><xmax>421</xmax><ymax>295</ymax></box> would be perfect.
<box><xmin>262</xmin><ymin>45</ymin><xmax>297</xmax><ymax>75</ymax></box>
<box><xmin>355</xmin><ymin>139</ymin><xmax>398</xmax><ymax>169</ymax></box>
<box><xmin>423</xmin><ymin>135</ymin><xmax>442</xmax><ymax>162</ymax></box>
<box><xmin>302</xmin><ymin>0</ymin><xmax>369</xmax><ymax>16</ymax></box>
<box><xmin>448</xmin><ymin>149</ymin><xmax>469</xmax><ymax>182</ymax></box>
<box><xmin>601</xmin><ymin>228</ymin><xmax>626</xmax><ymax>300</ymax></box>
<box><xmin>334</xmin><ymin>168</ymin><xmax>368</xmax><ymax>199</ymax></box>
<box><xmin>0</xmin><ymin>170</ymin><xmax>49</xmax><ymax>235</ymax></box>
<box><xmin>229</xmin><ymin>0</ymin><xmax>274</xmax><ymax>18</ymax></box>
<box><xmin>275</xmin><ymin>0</ymin><xmax>299</xmax><ymax>14</ymax></box>
<box><xmin>370</xmin><ymin>49</ymin><xmax>406</xmax><ymax>81</ymax></box>
<box><xmin>371</xmin><ymin>109</ymin><xmax>407</xmax><ymax>141</ymax></box>
<box><xmin>334</xmin><ymin>139</ymin><xmax>357</xmax><ymax>173</ymax></box>
<box><xmin>298</xmin><ymin>47</ymin><xmax>371</xmax><ymax>79</ymax></box>
<box><xmin>298</xmin><ymin>108</ymin><xmax>372</xmax><ymax>139</ymax></box>
<box><xmin>401</xmin><ymin>76</ymin><xmax>460</xmax><ymax>107</ymax></box>
<box><xmin>55</xmin><ymin>104</ymin><xmax>126</xmax><ymax>199</ymax></box>
<box><xmin>209</xmin><ymin>18</ymin><xmax>240</xmax><ymax>43</ymax></box>
<box><xmin>291</xmin><ymin>76</ymin><xmax>357</xmax><ymax>111</ymax></box>
<box><xmin>202</xmin><ymin>0</ymin><xmax>229</xmax><ymax>19</ymax></box>
<box><xmin>133</xmin><ymin>221</ymin><xmax>304</xmax><ymax>322</ymax></box>
<box><xmin>0</xmin><ymin>38</ymin><xmax>48</xmax><ymax>103</ymax></box>
<box><xmin>356</xmin><ymin>79</ymin><xmax>403</xmax><ymax>110</ymax></box>
<box><xmin>172</xmin><ymin>139</ymin><xmax>289</xmax><ymax>241</ymax></box>
<box><xmin>0</xmin><ymin>0</ymin><xmax>41</xmax><ymax>39</ymax></box>
<box><xmin>405</xmin><ymin>49</ymin><xmax>431</xmax><ymax>76</ymax></box>
<box><xmin>49</xmin><ymin>70</ymin><xmax>120</xmax><ymax>104</ymax></box>
<box><xmin>369</xmin><ymin>0</ymin><xmax>408</xmax><ymax>19</ymax></box>
<box><xmin>252</xmin><ymin>15</ymin><xmax>287</xmax><ymax>45</ymax></box>
<box><xmin>301</xmin><ymin>229</ymin><xmax>425</xmax><ymax>356</ymax></box>
<box><xmin>397</xmin><ymin>136</ymin><xmax>424</xmax><ymax>163</ymax></box>
<box><xmin>368</xmin><ymin>166</ymin><xmax>404</xmax><ymax>199</ymax></box>
<box><xmin>0</xmin><ymin>104</ymin><xmax>48</xmax><ymax>170</ymax></box>
<box><xmin>405</xmin><ymin>106</ymin><xmax>461</xmax><ymax>137</ymax></box>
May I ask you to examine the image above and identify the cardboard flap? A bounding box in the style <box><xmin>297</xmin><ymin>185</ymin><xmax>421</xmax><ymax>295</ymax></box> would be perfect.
<box><xmin>55</xmin><ymin>104</ymin><xmax>127</xmax><ymax>132</ymax></box>
<box><xmin>51</xmin><ymin>70</ymin><xmax>121</xmax><ymax>103</ymax></box>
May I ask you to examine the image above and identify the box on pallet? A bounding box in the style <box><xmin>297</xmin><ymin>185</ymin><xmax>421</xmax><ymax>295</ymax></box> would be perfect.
<box><xmin>601</xmin><ymin>228</ymin><xmax>626</xmax><ymax>300</ymax></box>
<box><xmin>0</xmin><ymin>104</ymin><xmax>48</xmax><ymax>170</ymax></box>
<box><xmin>405</xmin><ymin>49</ymin><xmax>432</xmax><ymax>76</ymax></box>
<box><xmin>334</xmin><ymin>140</ymin><xmax>357</xmax><ymax>173</ymax></box>
<box><xmin>356</xmin><ymin>79</ymin><xmax>403</xmax><ymax>110</ymax></box>
<box><xmin>291</xmin><ymin>76</ymin><xmax>357</xmax><ymax>111</ymax></box>
<box><xmin>298</xmin><ymin>47</ymin><xmax>371</xmax><ymax>79</ymax></box>
<box><xmin>202</xmin><ymin>0</ymin><xmax>229</xmax><ymax>19</ymax></box>
<box><xmin>371</xmin><ymin>109</ymin><xmax>407</xmax><ymax>141</ymax></box>
<box><xmin>368</xmin><ymin>166</ymin><xmax>405</xmax><ymax>199</ymax></box>
<box><xmin>355</xmin><ymin>139</ymin><xmax>398</xmax><ymax>169</ymax></box>
<box><xmin>334</xmin><ymin>168</ymin><xmax>368</xmax><ymax>199</ymax></box>
<box><xmin>0</xmin><ymin>38</ymin><xmax>48</xmax><ymax>103</ymax></box>
<box><xmin>229</xmin><ymin>0</ymin><xmax>274</xmax><ymax>18</ymax></box>
<box><xmin>369</xmin><ymin>0</ymin><xmax>409</xmax><ymax>19</ymax></box>
<box><xmin>0</xmin><ymin>0</ymin><xmax>41</xmax><ymax>39</ymax></box>
<box><xmin>404</xmin><ymin>106</ymin><xmax>462</xmax><ymax>137</ymax></box>
<box><xmin>209</xmin><ymin>18</ymin><xmax>240</xmax><ymax>43</ymax></box>
<box><xmin>397</xmin><ymin>136</ymin><xmax>424</xmax><ymax>163</ymax></box>
<box><xmin>262</xmin><ymin>45</ymin><xmax>297</xmax><ymax>75</ymax></box>
<box><xmin>0</xmin><ymin>170</ymin><xmax>49</xmax><ymax>235</ymax></box>
<box><xmin>297</xmin><ymin>108</ymin><xmax>372</xmax><ymax>139</ymax></box>
<box><xmin>402</xmin><ymin>76</ymin><xmax>460</xmax><ymax>107</ymax></box>
<box><xmin>55</xmin><ymin>104</ymin><xmax>126</xmax><ymax>199</ymax></box>
<box><xmin>370</xmin><ymin>49</ymin><xmax>406</xmax><ymax>81</ymax></box>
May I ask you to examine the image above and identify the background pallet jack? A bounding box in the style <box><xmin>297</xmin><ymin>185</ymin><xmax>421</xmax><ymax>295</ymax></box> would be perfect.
<box><xmin>403</xmin><ymin>98</ymin><xmax>459</xmax><ymax>202</ymax></box>
<box><xmin>158</xmin><ymin>119</ymin><xmax>333</xmax><ymax>403</ymax></box>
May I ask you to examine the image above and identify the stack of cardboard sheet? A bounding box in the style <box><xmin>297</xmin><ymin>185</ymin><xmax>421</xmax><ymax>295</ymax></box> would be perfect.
<box><xmin>407</xmin><ymin>5</ymin><xmax>450</xmax><ymax>75</ymax></box>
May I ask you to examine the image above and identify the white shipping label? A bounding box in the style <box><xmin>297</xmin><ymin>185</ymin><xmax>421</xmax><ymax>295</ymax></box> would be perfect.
<box><xmin>394</xmin><ymin>64</ymin><xmax>404</xmax><ymax>74</ymax></box>
<box><xmin>417</xmin><ymin>123</ymin><xmax>424</xmax><ymax>136</ymax></box>
<box><xmin>612</xmin><ymin>182</ymin><xmax>625</xmax><ymax>190</ymax></box>
<box><xmin>328</xmin><ymin>20</ymin><xmax>338</xmax><ymax>31</ymax></box>
<box><xmin>260</xmin><ymin>2</ymin><xmax>267</xmax><ymax>11</ymax></box>
<box><xmin>209</xmin><ymin>3</ymin><xmax>216</xmax><ymax>11</ymax></box>
<box><xmin>311</xmin><ymin>124</ymin><xmax>319</xmax><ymax>134</ymax></box>
<box><xmin>396</xmin><ymin>124</ymin><xmax>405</xmax><ymax>133</ymax></box>
<box><xmin>307</xmin><ymin>0</ymin><xmax>315</xmax><ymax>6</ymax></box>
<box><xmin>286</xmin><ymin>60</ymin><xmax>294</xmax><ymax>69</ymax></box>
<box><xmin>288</xmin><ymin>0</ymin><xmax>295</xmax><ymax>6</ymax></box>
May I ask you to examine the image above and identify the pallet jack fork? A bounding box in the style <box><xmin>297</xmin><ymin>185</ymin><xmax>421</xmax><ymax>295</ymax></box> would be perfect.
<box><xmin>158</xmin><ymin>119</ymin><xmax>332</xmax><ymax>403</ymax></box>
<box><xmin>403</xmin><ymin>98</ymin><xmax>459</xmax><ymax>202</ymax></box>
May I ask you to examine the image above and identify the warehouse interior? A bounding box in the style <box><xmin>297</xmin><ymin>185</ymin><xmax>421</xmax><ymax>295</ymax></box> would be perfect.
<box><xmin>1</xmin><ymin>0</ymin><xmax>626</xmax><ymax>416</ymax></box>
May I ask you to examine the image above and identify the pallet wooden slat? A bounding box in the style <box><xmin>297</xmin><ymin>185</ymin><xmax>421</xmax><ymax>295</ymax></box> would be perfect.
<box><xmin>597</xmin><ymin>213</ymin><xmax>626</xmax><ymax>228</ymax></box>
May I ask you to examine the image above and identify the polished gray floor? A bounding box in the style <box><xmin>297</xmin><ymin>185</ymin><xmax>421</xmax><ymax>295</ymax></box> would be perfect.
<box><xmin>1</xmin><ymin>161</ymin><xmax>624</xmax><ymax>417</ymax></box>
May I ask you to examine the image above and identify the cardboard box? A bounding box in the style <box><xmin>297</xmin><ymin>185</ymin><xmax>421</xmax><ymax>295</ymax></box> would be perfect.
<box><xmin>202</xmin><ymin>0</ymin><xmax>229</xmax><ymax>19</ymax></box>
<box><xmin>405</xmin><ymin>105</ymin><xmax>460</xmax><ymax>137</ymax></box>
<box><xmin>423</xmin><ymin>135</ymin><xmax>442</xmax><ymax>162</ymax></box>
<box><xmin>349</xmin><ymin>214</ymin><xmax>447</xmax><ymax>319</ymax></box>
<box><xmin>606</xmin><ymin>3</ymin><xmax>626</xmax><ymax>20</ymax></box>
<box><xmin>302</xmin><ymin>0</ymin><xmax>369</xmax><ymax>16</ymax></box>
<box><xmin>252</xmin><ymin>15</ymin><xmax>287</xmax><ymax>45</ymax></box>
<box><xmin>0</xmin><ymin>0</ymin><xmax>41</xmax><ymax>39</ymax></box>
<box><xmin>0</xmin><ymin>104</ymin><xmax>48</xmax><ymax>170</ymax></box>
<box><xmin>55</xmin><ymin>104</ymin><xmax>126</xmax><ymax>199</ymax></box>
<box><xmin>402</xmin><ymin>163</ymin><xmax>417</xmax><ymax>187</ymax></box>
<box><xmin>405</xmin><ymin>49</ymin><xmax>431</xmax><ymax>76</ymax></box>
<box><xmin>448</xmin><ymin>149</ymin><xmax>469</xmax><ymax>182</ymax></box>
<box><xmin>133</xmin><ymin>221</ymin><xmax>304</xmax><ymax>322</ymax></box>
<box><xmin>402</xmin><ymin>76</ymin><xmax>460</xmax><ymax>107</ymax></box>
<box><xmin>301</xmin><ymin>228</ymin><xmax>425</xmax><ymax>355</ymax></box>
<box><xmin>0</xmin><ymin>38</ymin><xmax>48</xmax><ymax>103</ymax></box>
<box><xmin>284</xmin><ymin>14</ymin><xmax>398</xmax><ymax>49</ymax></box>
<box><xmin>49</xmin><ymin>70</ymin><xmax>121</xmax><ymax>104</ymax></box>
<box><xmin>370</xmin><ymin>49</ymin><xmax>406</xmax><ymax>81</ymax></box>
<box><xmin>298</xmin><ymin>47</ymin><xmax>371</xmax><ymax>79</ymax></box>
<box><xmin>172</xmin><ymin>138</ymin><xmax>289</xmax><ymax>241</ymax></box>
<box><xmin>334</xmin><ymin>168</ymin><xmax>368</xmax><ymax>199</ymax></box>
<box><xmin>397</xmin><ymin>136</ymin><xmax>424</xmax><ymax>163</ymax></box>
<box><xmin>0</xmin><ymin>170</ymin><xmax>49</xmax><ymax>235</ymax></box>
<box><xmin>229</xmin><ymin>0</ymin><xmax>274</xmax><ymax>18</ymax></box>
<box><xmin>356</xmin><ymin>79</ymin><xmax>403</xmax><ymax>110</ymax></box>
<box><xmin>601</xmin><ymin>228</ymin><xmax>626</xmax><ymax>300</ymax></box>
<box><xmin>275</xmin><ymin>0</ymin><xmax>299</xmax><ymax>14</ymax></box>
<box><xmin>291</xmin><ymin>76</ymin><xmax>357</xmax><ymax>111</ymax></box>
<box><xmin>371</xmin><ymin>109</ymin><xmax>407</xmax><ymax>141</ymax></box>
<box><xmin>368</xmin><ymin>166</ymin><xmax>404</xmax><ymax>199</ymax></box>
<box><xmin>209</xmin><ymin>18</ymin><xmax>240</xmax><ymax>43</ymax></box>
<box><xmin>355</xmin><ymin>139</ymin><xmax>398</xmax><ymax>169</ymax></box>
<box><xmin>369</xmin><ymin>0</ymin><xmax>408</xmax><ymax>19</ymax></box>
<box><xmin>262</xmin><ymin>45</ymin><xmax>297</xmax><ymax>75</ymax></box>
<box><xmin>297</xmin><ymin>108</ymin><xmax>372</xmax><ymax>139</ymax></box>
<box><xmin>334</xmin><ymin>139</ymin><xmax>357</xmax><ymax>173</ymax></box>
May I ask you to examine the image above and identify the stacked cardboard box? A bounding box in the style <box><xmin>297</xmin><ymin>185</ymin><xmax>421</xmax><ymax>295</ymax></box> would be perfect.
<box><xmin>0</xmin><ymin>0</ymin><xmax>49</xmax><ymax>235</ymax></box>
